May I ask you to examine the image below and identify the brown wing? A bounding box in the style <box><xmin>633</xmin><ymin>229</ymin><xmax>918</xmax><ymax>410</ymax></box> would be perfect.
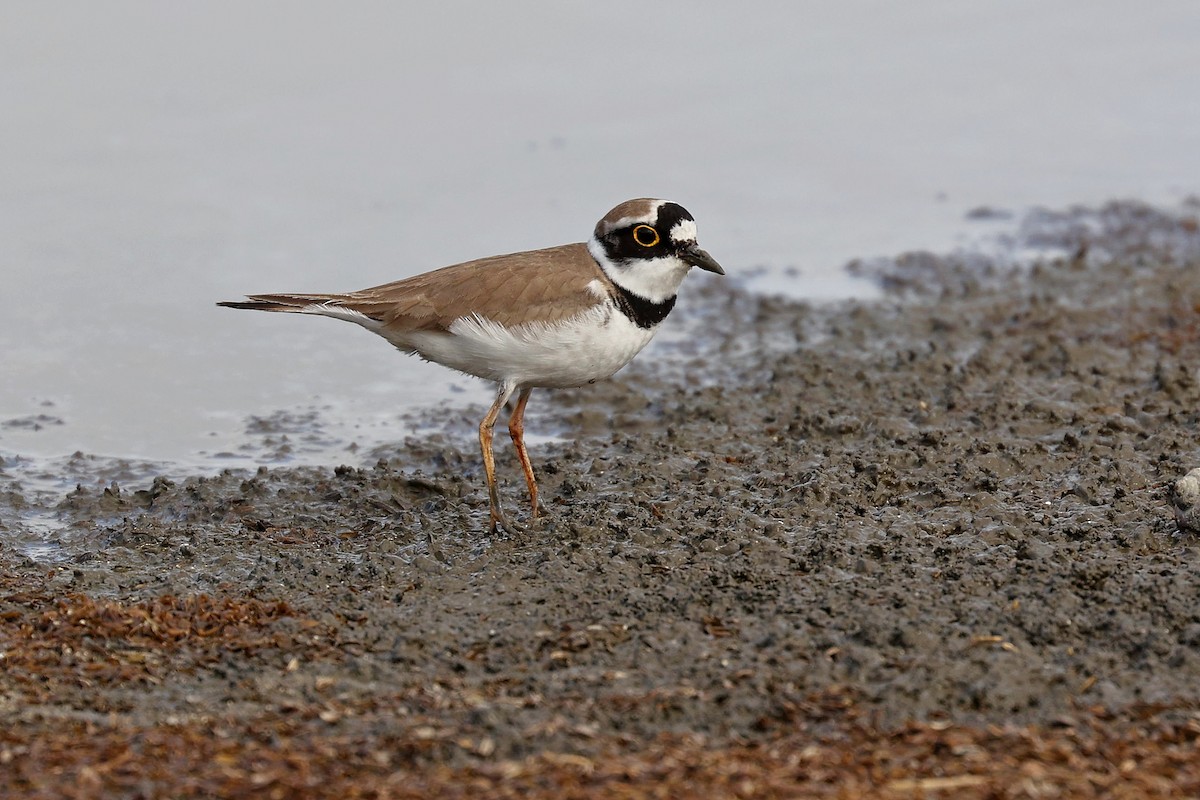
<box><xmin>218</xmin><ymin>243</ymin><xmax>610</xmax><ymax>332</ymax></box>
<box><xmin>346</xmin><ymin>243</ymin><xmax>609</xmax><ymax>331</ymax></box>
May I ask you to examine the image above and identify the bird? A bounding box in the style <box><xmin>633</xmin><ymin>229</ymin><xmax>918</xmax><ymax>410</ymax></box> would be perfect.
<box><xmin>218</xmin><ymin>198</ymin><xmax>724</xmax><ymax>533</ymax></box>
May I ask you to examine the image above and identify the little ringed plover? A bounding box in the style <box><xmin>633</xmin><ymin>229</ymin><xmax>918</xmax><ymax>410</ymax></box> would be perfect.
<box><xmin>218</xmin><ymin>198</ymin><xmax>724</xmax><ymax>533</ymax></box>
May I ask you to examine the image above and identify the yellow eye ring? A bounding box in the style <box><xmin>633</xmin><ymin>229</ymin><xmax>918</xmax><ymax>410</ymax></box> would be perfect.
<box><xmin>632</xmin><ymin>225</ymin><xmax>660</xmax><ymax>248</ymax></box>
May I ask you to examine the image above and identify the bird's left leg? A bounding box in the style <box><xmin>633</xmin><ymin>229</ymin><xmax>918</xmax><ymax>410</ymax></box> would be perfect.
<box><xmin>480</xmin><ymin>380</ymin><xmax>519</xmax><ymax>534</ymax></box>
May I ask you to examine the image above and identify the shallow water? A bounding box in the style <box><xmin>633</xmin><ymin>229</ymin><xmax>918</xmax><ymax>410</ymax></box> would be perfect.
<box><xmin>2</xmin><ymin>0</ymin><xmax>1198</xmax><ymax>473</ymax></box>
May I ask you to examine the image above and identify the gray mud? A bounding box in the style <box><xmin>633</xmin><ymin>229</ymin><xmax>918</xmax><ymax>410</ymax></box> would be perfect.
<box><xmin>3</xmin><ymin>200</ymin><xmax>1200</xmax><ymax>766</ymax></box>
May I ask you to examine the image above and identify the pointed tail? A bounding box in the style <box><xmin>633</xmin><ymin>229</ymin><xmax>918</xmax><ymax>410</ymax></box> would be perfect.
<box><xmin>217</xmin><ymin>294</ymin><xmax>342</xmax><ymax>313</ymax></box>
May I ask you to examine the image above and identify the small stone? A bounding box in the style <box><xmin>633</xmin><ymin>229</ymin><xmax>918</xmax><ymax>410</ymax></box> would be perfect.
<box><xmin>1170</xmin><ymin>468</ymin><xmax>1200</xmax><ymax>534</ymax></box>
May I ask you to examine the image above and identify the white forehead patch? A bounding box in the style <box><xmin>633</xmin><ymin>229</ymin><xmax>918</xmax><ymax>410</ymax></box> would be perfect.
<box><xmin>669</xmin><ymin>218</ymin><xmax>698</xmax><ymax>244</ymax></box>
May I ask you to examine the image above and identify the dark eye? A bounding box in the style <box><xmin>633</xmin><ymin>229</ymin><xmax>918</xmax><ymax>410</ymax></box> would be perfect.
<box><xmin>632</xmin><ymin>225</ymin><xmax>660</xmax><ymax>248</ymax></box>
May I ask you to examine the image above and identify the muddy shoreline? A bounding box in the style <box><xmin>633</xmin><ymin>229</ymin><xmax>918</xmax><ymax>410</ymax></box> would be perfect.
<box><xmin>3</xmin><ymin>200</ymin><xmax>1200</xmax><ymax>796</ymax></box>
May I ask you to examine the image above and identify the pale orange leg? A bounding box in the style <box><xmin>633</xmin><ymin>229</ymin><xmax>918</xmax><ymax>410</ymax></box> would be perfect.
<box><xmin>480</xmin><ymin>381</ymin><xmax>519</xmax><ymax>534</ymax></box>
<box><xmin>507</xmin><ymin>387</ymin><xmax>540</xmax><ymax>521</ymax></box>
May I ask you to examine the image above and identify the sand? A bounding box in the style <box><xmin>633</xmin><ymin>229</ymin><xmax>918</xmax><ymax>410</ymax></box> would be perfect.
<box><xmin>2</xmin><ymin>200</ymin><xmax>1200</xmax><ymax>797</ymax></box>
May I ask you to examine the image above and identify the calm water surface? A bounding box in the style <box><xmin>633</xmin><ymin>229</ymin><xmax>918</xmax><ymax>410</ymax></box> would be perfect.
<box><xmin>2</xmin><ymin>1</ymin><xmax>1197</xmax><ymax>478</ymax></box>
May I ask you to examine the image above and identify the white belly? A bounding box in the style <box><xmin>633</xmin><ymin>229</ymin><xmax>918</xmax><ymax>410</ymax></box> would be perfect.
<box><xmin>394</xmin><ymin>302</ymin><xmax>658</xmax><ymax>389</ymax></box>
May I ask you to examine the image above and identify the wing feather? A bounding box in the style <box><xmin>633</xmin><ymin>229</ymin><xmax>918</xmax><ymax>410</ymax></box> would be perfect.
<box><xmin>218</xmin><ymin>243</ymin><xmax>611</xmax><ymax>334</ymax></box>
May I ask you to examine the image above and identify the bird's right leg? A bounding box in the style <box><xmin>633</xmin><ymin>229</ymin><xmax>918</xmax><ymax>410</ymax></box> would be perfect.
<box><xmin>480</xmin><ymin>380</ymin><xmax>519</xmax><ymax>534</ymax></box>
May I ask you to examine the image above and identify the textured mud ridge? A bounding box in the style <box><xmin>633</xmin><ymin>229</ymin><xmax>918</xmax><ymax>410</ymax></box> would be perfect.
<box><xmin>3</xmin><ymin>201</ymin><xmax>1200</xmax><ymax>796</ymax></box>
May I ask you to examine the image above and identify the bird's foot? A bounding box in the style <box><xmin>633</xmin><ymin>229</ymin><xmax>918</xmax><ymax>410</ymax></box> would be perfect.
<box><xmin>488</xmin><ymin>506</ymin><xmax>544</xmax><ymax>536</ymax></box>
<box><xmin>489</xmin><ymin>508</ymin><xmax>526</xmax><ymax>536</ymax></box>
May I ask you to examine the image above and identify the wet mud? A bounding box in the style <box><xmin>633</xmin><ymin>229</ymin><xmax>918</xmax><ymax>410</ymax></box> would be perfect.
<box><xmin>3</xmin><ymin>200</ymin><xmax>1200</xmax><ymax>797</ymax></box>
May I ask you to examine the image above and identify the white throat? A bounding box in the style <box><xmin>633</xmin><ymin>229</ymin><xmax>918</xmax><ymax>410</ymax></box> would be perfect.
<box><xmin>587</xmin><ymin>237</ymin><xmax>692</xmax><ymax>304</ymax></box>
